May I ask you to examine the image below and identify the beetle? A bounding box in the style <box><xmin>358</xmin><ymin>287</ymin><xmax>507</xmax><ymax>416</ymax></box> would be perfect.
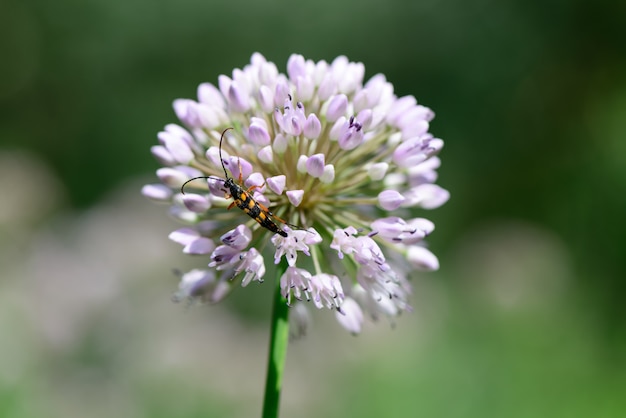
<box><xmin>181</xmin><ymin>128</ymin><xmax>289</xmax><ymax>237</ymax></box>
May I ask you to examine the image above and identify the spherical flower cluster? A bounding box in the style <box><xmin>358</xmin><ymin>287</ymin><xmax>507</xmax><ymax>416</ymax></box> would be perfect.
<box><xmin>142</xmin><ymin>53</ymin><xmax>449</xmax><ymax>334</ymax></box>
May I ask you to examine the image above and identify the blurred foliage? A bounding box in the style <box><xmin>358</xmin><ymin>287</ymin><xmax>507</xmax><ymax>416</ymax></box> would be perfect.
<box><xmin>1</xmin><ymin>0</ymin><xmax>625</xmax><ymax>416</ymax></box>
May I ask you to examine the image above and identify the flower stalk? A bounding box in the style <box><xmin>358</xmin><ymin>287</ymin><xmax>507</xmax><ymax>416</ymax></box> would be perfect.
<box><xmin>262</xmin><ymin>260</ymin><xmax>290</xmax><ymax>418</ymax></box>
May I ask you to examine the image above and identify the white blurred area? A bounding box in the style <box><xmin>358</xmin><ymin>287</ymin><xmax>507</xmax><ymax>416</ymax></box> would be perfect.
<box><xmin>0</xmin><ymin>150</ymin><xmax>580</xmax><ymax>417</ymax></box>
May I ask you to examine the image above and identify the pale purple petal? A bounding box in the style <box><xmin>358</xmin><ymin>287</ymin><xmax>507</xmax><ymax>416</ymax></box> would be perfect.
<box><xmin>285</xmin><ymin>115</ymin><xmax>303</xmax><ymax>136</ymax></box>
<box><xmin>274</xmin><ymin>78</ymin><xmax>290</xmax><ymax>106</ymax></box>
<box><xmin>184</xmin><ymin>237</ymin><xmax>215</xmax><ymax>255</ymax></box>
<box><xmin>303</xmin><ymin>228</ymin><xmax>323</xmax><ymax>245</ymax></box>
<box><xmin>151</xmin><ymin>145</ymin><xmax>176</xmax><ymax>166</ymax></box>
<box><xmin>343</xmin><ymin>61</ymin><xmax>364</xmax><ymax>88</ymax></box>
<box><xmin>286</xmin><ymin>190</ymin><xmax>304</xmax><ymax>207</ymax></box>
<box><xmin>220</xmin><ymin>224</ymin><xmax>252</xmax><ymax>250</ymax></box>
<box><xmin>371</xmin><ymin>217</ymin><xmax>408</xmax><ymax>239</ymax></box>
<box><xmin>172</xmin><ymin>269</ymin><xmax>215</xmax><ymax>302</ymax></box>
<box><xmin>338</xmin><ymin>127</ymin><xmax>364</xmax><ymax>150</ymax></box>
<box><xmin>267</xmin><ymin>175</ymin><xmax>286</xmax><ymax>195</ymax></box>
<box><xmin>306</xmin><ymin>153</ymin><xmax>325</xmax><ymax>178</ymax></box>
<box><xmin>378</xmin><ymin>190</ymin><xmax>406</xmax><ymax>210</ymax></box>
<box><xmin>244</xmin><ymin>172</ymin><xmax>266</xmax><ymax>191</ymax></box>
<box><xmin>258</xmin><ymin>85</ymin><xmax>274</xmax><ymax>113</ymax></box>
<box><xmin>258</xmin><ymin>63</ymin><xmax>279</xmax><ymax>89</ymax></box>
<box><xmin>287</xmin><ymin>54</ymin><xmax>307</xmax><ymax>80</ymax></box>
<box><xmin>272</xmin><ymin>133</ymin><xmax>288</xmax><ymax>153</ymax></box>
<box><xmin>353</xmin><ymin>89</ymin><xmax>370</xmax><ymax>113</ymax></box>
<box><xmin>239</xmin><ymin>248</ymin><xmax>266</xmax><ymax>286</ymax></box>
<box><xmin>409</xmin><ymin>218</ymin><xmax>435</xmax><ymax>236</ymax></box>
<box><xmin>309</xmin><ymin>273</ymin><xmax>344</xmax><ymax>310</ymax></box>
<box><xmin>169</xmin><ymin>205</ymin><xmax>199</xmax><ymax>223</ymax></box>
<box><xmin>386</xmin><ymin>95</ymin><xmax>417</xmax><ymax>126</ymax></box>
<box><xmin>257</xmin><ymin>146</ymin><xmax>274</xmax><ymax>164</ymax></box>
<box><xmin>330</xmin><ymin>226</ymin><xmax>359</xmax><ymax>259</ymax></box>
<box><xmin>352</xmin><ymin>236</ymin><xmax>386</xmax><ymax>266</ymax></box>
<box><xmin>205</xmin><ymin>146</ymin><xmax>225</xmax><ymax>170</ymax></box>
<box><xmin>363</xmin><ymin>73</ymin><xmax>388</xmax><ymax>105</ymax></box>
<box><xmin>400</xmin><ymin>119</ymin><xmax>430</xmax><ymax>139</ymax></box>
<box><xmin>335</xmin><ymin>297</ymin><xmax>363</xmax><ymax>334</ymax></box>
<box><xmin>280</xmin><ymin>267</ymin><xmax>312</xmax><ymax>305</ymax></box>
<box><xmin>249</xmin><ymin>51</ymin><xmax>267</xmax><ymax>65</ymax></box>
<box><xmin>326</xmin><ymin>94</ymin><xmax>348</xmax><ymax>122</ymax></box>
<box><xmin>227</xmin><ymin>81</ymin><xmax>250</xmax><ymax>113</ymax></box>
<box><xmin>408</xmin><ymin>157</ymin><xmax>441</xmax><ymax>186</ymax></box>
<box><xmin>296</xmin><ymin>155</ymin><xmax>308</xmax><ymax>173</ymax></box>
<box><xmin>168</xmin><ymin>227</ymin><xmax>200</xmax><ymax>246</ymax></box>
<box><xmin>402</xmin><ymin>184</ymin><xmax>450</xmax><ymax>209</ymax></box>
<box><xmin>177</xmin><ymin>166</ymin><xmax>204</xmax><ymax>180</ymax></box>
<box><xmin>271</xmin><ymin>230</ymin><xmax>306</xmax><ymax>265</ymax></box>
<box><xmin>354</xmin><ymin>107</ymin><xmax>371</xmax><ymax>128</ymax></box>
<box><xmin>207</xmin><ymin>177</ymin><xmax>227</xmax><ymax>197</ymax></box>
<box><xmin>209</xmin><ymin>245</ymin><xmax>241</xmax><ymax>269</ymax></box>
<box><xmin>248</xmin><ymin>121</ymin><xmax>271</xmax><ymax>146</ymax></box>
<box><xmin>303</xmin><ymin>114</ymin><xmax>322</xmax><ymax>139</ymax></box>
<box><xmin>182</xmin><ymin>193</ymin><xmax>210</xmax><ymax>213</ymax></box>
<box><xmin>368</xmin><ymin>162</ymin><xmax>389</xmax><ymax>181</ymax></box>
<box><xmin>218</xmin><ymin>74</ymin><xmax>232</xmax><ymax>98</ymax></box>
<box><xmin>172</xmin><ymin>99</ymin><xmax>199</xmax><ymax>127</ymax></box>
<box><xmin>329</xmin><ymin>117</ymin><xmax>347</xmax><ymax>141</ymax></box>
<box><xmin>165</xmin><ymin>124</ymin><xmax>194</xmax><ymax>143</ymax></box>
<box><xmin>209</xmin><ymin>281</ymin><xmax>233</xmax><ymax>304</ymax></box>
<box><xmin>337</xmin><ymin>61</ymin><xmax>364</xmax><ymax>94</ymax></box>
<box><xmin>156</xmin><ymin>167</ymin><xmax>190</xmax><ymax>188</ymax></box>
<box><xmin>226</xmin><ymin>156</ymin><xmax>253</xmax><ymax>179</ymax></box>
<box><xmin>407</xmin><ymin>246</ymin><xmax>439</xmax><ymax>271</ymax></box>
<box><xmin>194</xmin><ymin>103</ymin><xmax>220</xmax><ymax>129</ymax></box>
<box><xmin>142</xmin><ymin>184</ymin><xmax>173</xmax><ymax>202</ymax></box>
<box><xmin>274</xmin><ymin>107</ymin><xmax>286</xmax><ymax>132</ymax></box>
<box><xmin>396</xmin><ymin>105</ymin><xmax>431</xmax><ymax>134</ymax></box>
<box><xmin>174</xmin><ymin>99</ymin><xmax>202</xmax><ymax>128</ymax></box>
<box><xmin>312</xmin><ymin>59</ymin><xmax>328</xmax><ymax>83</ymax></box>
<box><xmin>424</xmin><ymin>137</ymin><xmax>444</xmax><ymax>156</ymax></box>
<box><xmin>320</xmin><ymin>164</ymin><xmax>335</xmax><ymax>183</ymax></box>
<box><xmin>398</xmin><ymin>104</ymin><xmax>433</xmax><ymax>124</ymax></box>
<box><xmin>371</xmin><ymin>217</ymin><xmax>430</xmax><ymax>244</ymax></box>
<box><xmin>296</xmin><ymin>76</ymin><xmax>315</xmax><ymax>101</ymax></box>
<box><xmin>197</xmin><ymin>82</ymin><xmax>225</xmax><ymax>108</ymax></box>
<box><xmin>393</xmin><ymin>137</ymin><xmax>428</xmax><ymax>167</ymax></box>
<box><xmin>163</xmin><ymin>133</ymin><xmax>194</xmax><ymax>164</ymax></box>
<box><xmin>317</xmin><ymin>74</ymin><xmax>336</xmax><ymax>101</ymax></box>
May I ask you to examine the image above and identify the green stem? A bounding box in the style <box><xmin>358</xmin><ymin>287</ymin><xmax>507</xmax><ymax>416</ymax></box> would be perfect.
<box><xmin>262</xmin><ymin>261</ymin><xmax>290</xmax><ymax>418</ymax></box>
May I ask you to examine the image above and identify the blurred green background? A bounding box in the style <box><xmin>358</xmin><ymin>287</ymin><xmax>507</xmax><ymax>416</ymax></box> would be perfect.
<box><xmin>1</xmin><ymin>0</ymin><xmax>625</xmax><ymax>417</ymax></box>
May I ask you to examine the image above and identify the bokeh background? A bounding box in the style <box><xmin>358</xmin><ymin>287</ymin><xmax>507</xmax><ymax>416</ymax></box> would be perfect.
<box><xmin>1</xmin><ymin>0</ymin><xmax>625</xmax><ymax>417</ymax></box>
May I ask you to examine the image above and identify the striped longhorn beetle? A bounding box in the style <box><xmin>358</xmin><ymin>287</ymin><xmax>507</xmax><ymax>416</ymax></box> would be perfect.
<box><xmin>181</xmin><ymin>127</ymin><xmax>293</xmax><ymax>237</ymax></box>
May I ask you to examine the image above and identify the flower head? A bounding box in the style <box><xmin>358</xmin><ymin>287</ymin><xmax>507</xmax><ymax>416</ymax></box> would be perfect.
<box><xmin>143</xmin><ymin>53</ymin><xmax>448</xmax><ymax>334</ymax></box>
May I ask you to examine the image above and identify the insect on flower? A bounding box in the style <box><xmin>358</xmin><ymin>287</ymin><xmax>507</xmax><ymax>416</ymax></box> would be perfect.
<box><xmin>181</xmin><ymin>128</ymin><xmax>290</xmax><ymax>237</ymax></box>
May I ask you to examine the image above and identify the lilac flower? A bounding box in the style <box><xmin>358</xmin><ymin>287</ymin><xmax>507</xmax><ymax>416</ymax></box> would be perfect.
<box><xmin>143</xmin><ymin>53</ymin><xmax>448</xmax><ymax>334</ymax></box>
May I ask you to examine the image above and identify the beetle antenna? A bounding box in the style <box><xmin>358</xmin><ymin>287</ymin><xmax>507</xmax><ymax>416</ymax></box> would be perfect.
<box><xmin>180</xmin><ymin>176</ymin><xmax>223</xmax><ymax>194</ymax></box>
<box><xmin>219</xmin><ymin>127</ymin><xmax>234</xmax><ymax>179</ymax></box>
